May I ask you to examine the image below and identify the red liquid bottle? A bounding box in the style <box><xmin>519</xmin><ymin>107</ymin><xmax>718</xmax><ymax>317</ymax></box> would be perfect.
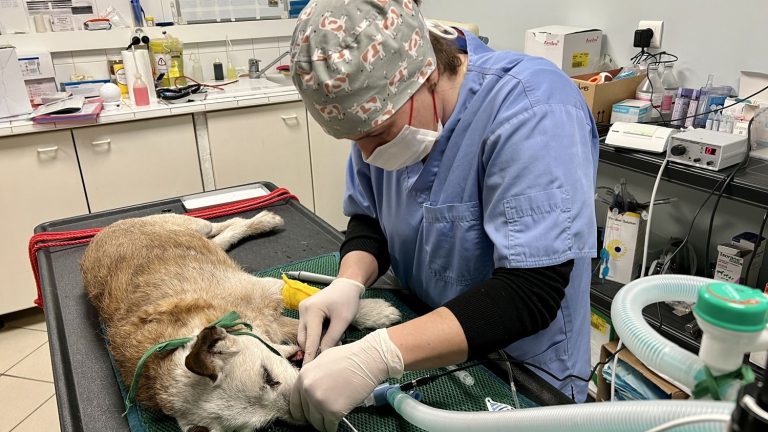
<box><xmin>133</xmin><ymin>74</ymin><xmax>150</xmax><ymax>106</ymax></box>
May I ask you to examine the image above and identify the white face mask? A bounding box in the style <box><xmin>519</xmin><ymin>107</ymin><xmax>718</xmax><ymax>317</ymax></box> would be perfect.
<box><xmin>363</xmin><ymin>122</ymin><xmax>442</xmax><ymax>170</ymax></box>
<box><xmin>363</xmin><ymin>94</ymin><xmax>442</xmax><ymax>171</ymax></box>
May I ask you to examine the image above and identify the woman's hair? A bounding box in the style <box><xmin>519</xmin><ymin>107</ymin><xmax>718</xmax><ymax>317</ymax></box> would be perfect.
<box><xmin>414</xmin><ymin>0</ymin><xmax>462</xmax><ymax>76</ymax></box>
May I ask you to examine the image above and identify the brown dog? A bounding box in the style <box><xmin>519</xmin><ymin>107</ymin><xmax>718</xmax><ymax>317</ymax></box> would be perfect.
<box><xmin>81</xmin><ymin>212</ymin><xmax>401</xmax><ymax>432</ymax></box>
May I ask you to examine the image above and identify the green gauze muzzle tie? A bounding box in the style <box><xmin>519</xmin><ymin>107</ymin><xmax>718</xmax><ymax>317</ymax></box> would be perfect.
<box><xmin>123</xmin><ymin>311</ymin><xmax>282</xmax><ymax>414</ymax></box>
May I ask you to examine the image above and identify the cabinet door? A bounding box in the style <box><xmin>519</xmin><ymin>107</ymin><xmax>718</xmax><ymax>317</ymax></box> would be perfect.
<box><xmin>74</xmin><ymin>116</ymin><xmax>203</xmax><ymax>212</ymax></box>
<box><xmin>207</xmin><ymin>102</ymin><xmax>315</xmax><ymax>211</ymax></box>
<box><xmin>308</xmin><ymin>116</ymin><xmax>351</xmax><ymax>231</ymax></box>
<box><xmin>0</xmin><ymin>131</ymin><xmax>89</xmax><ymax>315</ymax></box>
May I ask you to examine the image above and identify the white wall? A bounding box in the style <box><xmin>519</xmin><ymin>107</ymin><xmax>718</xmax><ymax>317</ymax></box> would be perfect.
<box><xmin>422</xmin><ymin>0</ymin><xmax>768</xmax><ymax>89</ymax></box>
<box><xmin>423</xmin><ymin>0</ymin><xmax>768</xmax><ymax>285</ymax></box>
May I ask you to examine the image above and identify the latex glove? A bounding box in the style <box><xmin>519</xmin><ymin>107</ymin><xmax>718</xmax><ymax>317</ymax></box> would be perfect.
<box><xmin>297</xmin><ymin>277</ymin><xmax>365</xmax><ymax>363</ymax></box>
<box><xmin>289</xmin><ymin>328</ymin><xmax>404</xmax><ymax>432</ymax></box>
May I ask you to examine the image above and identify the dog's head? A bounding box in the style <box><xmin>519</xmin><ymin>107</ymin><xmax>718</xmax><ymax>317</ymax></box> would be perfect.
<box><xmin>170</xmin><ymin>326</ymin><xmax>302</xmax><ymax>432</ymax></box>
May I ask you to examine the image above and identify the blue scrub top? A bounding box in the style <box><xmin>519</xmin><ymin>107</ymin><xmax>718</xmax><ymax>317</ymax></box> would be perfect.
<box><xmin>343</xmin><ymin>32</ymin><xmax>599</xmax><ymax>401</ymax></box>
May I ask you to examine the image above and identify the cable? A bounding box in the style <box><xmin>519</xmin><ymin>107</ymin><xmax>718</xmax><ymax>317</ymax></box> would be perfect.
<box><xmin>399</xmin><ymin>345</ymin><xmax>628</xmax><ymax>394</ymax></box>
<box><xmin>703</xmin><ymin>116</ymin><xmax>754</xmax><ymax>277</ymax></box>
<box><xmin>641</xmin><ymin>158</ymin><xmax>669</xmax><ymax>278</ymax></box>
<box><xmin>660</xmin><ymin>174</ymin><xmax>729</xmax><ymax>275</ymax></box>
<box><xmin>595</xmin><ymin>83</ymin><xmax>768</xmax><ymax>130</ymax></box>
<box><xmin>610</xmin><ymin>340</ymin><xmax>623</xmax><ymax>401</ymax></box>
<box><xmin>745</xmin><ymin>209</ymin><xmax>768</xmax><ymax>286</ymax></box>
<box><xmin>497</xmin><ymin>350</ymin><xmax>521</xmax><ymax>408</ymax></box>
<box><xmin>341</xmin><ymin>417</ymin><xmax>360</xmax><ymax>432</ymax></box>
<box><xmin>642</xmin><ymin>83</ymin><xmax>768</xmax><ymax>126</ymax></box>
<box><xmin>643</xmin><ymin>414</ymin><xmax>731</xmax><ymax>432</ymax></box>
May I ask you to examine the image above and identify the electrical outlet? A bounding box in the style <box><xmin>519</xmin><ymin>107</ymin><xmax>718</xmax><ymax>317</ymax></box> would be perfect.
<box><xmin>638</xmin><ymin>20</ymin><xmax>664</xmax><ymax>49</ymax></box>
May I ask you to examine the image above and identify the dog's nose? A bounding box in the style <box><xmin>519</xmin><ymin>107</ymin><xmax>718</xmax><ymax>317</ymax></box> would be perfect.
<box><xmin>288</xmin><ymin>350</ymin><xmax>304</xmax><ymax>368</ymax></box>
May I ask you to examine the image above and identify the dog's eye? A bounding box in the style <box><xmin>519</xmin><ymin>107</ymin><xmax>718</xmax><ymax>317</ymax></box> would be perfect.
<box><xmin>262</xmin><ymin>366</ymin><xmax>281</xmax><ymax>388</ymax></box>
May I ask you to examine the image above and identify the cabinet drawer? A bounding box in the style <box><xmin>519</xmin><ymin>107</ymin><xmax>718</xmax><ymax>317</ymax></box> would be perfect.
<box><xmin>0</xmin><ymin>131</ymin><xmax>88</xmax><ymax>314</ymax></box>
<box><xmin>207</xmin><ymin>102</ymin><xmax>315</xmax><ymax>210</ymax></box>
<box><xmin>73</xmin><ymin>116</ymin><xmax>203</xmax><ymax>212</ymax></box>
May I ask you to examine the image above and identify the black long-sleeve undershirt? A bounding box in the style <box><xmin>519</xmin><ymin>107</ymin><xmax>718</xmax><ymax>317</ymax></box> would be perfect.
<box><xmin>339</xmin><ymin>214</ymin><xmax>572</xmax><ymax>357</ymax></box>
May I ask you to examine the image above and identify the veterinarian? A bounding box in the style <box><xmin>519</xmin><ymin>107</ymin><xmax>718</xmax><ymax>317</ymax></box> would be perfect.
<box><xmin>288</xmin><ymin>0</ymin><xmax>598</xmax><ymax>429</ymax></box>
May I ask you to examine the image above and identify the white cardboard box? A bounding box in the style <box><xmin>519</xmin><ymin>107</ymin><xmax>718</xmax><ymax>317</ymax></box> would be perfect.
<box><xmin>600</xmin><ymin>210</ymin><xmax>646</xmax><ymax>284</ymax></box>
<box><xmin>714</xmin><ymin>232</ymin><xmax>765</xmax><ymax>287</ymax></box>
<box><xmin>524</xmin><ymin>25</ymin><xmax>603</xmax><ymax>77</ymax></box>
<box><xmin>611</xmin><ymin>99</ymin><xmax>652</xmax><ymax>124</ymax></box>
<box><xmin>0</xmin><ymin>46</ymin><xmax>33</xmax><ymax>119</ymax></box>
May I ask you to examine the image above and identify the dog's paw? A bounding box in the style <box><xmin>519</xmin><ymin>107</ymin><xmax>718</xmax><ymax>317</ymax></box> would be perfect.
<box><xmin>352</xmin><ymin>298</ymin><xmax>402</xmax><ymax>329</ymax></box>
<box><xmin>250</xmin><ymin>211</ymin><xmax>284</xmax><ymax>232</ymax></box>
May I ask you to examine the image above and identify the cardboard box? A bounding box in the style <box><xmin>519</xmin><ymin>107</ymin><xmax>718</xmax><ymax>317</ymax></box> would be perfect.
<box><xmin>600</xmin><ymin>210</ymin><xmax>646</xmax><ymax>284</ymax></box>
<box><xmin>714</xmin><ymin>232</ymin><xmax>765</xmax><ymax>287</ymax></box>
<box><xmin>572</xmin><ymin>69</ymin><xmax>645</xmax><ymax>124</ymax></box>
<box><xmin>596</xmin><ymin>340</ymin><xmax>688</xmax><ymax>401</ymax></box>
<box><xmin>611</xmin><ymin>99</ymin><xmax>652</xmax><ymax>124</ymax></box>
<box><xmin>590</xmin><ymin>307</ymin><xmax>616</xmax><ymax>387</ymax></box>
<box><xmin>524</xmin><ymin>25</ymin><xmax>603</xmax><ymax>77</ymax></box>
<box><xmin>0</xmin><ymin>46</ymin><xmax>33</xmax><ymax>119</ymax></box>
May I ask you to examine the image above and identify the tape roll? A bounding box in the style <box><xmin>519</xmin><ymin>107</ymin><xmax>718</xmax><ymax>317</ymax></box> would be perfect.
<box><xmin>588</xmin><ymin>72</ymin><xmax>614</xmax><ymax>84</ymax></box>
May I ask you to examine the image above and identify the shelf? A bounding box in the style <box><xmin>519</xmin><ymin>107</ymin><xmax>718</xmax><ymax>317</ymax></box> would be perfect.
<box><xmin>0</xmin><ymin>19</ymin><xmax>297</xmax><ymax>53</ymax></box>
<box><xmin>599</xmin><ymin>141</ymin><xmax>768</xmax><ymax>209</ymax></box>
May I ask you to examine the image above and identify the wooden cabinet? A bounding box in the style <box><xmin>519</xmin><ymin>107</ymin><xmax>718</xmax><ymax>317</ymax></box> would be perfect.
<box><xmin>73</xmin><ymin>116</ymin><xmax>203</xmax><ymax>212</ymax></box>
<box><xmin>206</xmin><ymin>102</ymin><xmax>315</xmax><ymax>211</ymax></box>
<box><xmin>0</xmin><ymin>131</ymin><xmax>89</xmax><ymax>315</ymax></box>
<box><xmin>308</xmin><ymin>116</ymin><xmax>351</xmax><ymax>231</ymax></box>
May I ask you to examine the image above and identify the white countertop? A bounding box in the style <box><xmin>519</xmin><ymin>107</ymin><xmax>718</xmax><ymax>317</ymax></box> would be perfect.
<box><xmin>0</xmin><ymin>78</ymin><xmax>300</xmax><ymax>137</ymax></box>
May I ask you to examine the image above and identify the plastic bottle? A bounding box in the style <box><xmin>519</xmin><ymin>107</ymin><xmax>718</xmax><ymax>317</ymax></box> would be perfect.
<box><xmin>671</xmin><ymin>88</ymin><xmax>692</xmax><ymax>127</ymax></box>
<box><xmin>711</xmin><ymin>107</ymin><xmax>721</xmax><ymax>131</ymax></box>
<box><xmin>189</xmin><ymin>53</ymin><xmax>204</xmax><ymax>82</ymax></box>
<box><xmin>227</xmin><ymin>60</ymin><xmax>238</xmax><ymax>80</ymax></box>
<box><xmin>695</xmin><ymin>74</ymin><xmax>715</xmax><ymax>128</ymax></box>
<box><xmin>684</xmin><ymin>89</ymin><xmax>700</xmax><ymax>128</ymax></box>
<box><xmin>132</xmin><ymin>73</ymin><xmax>150</xmax><ymax>106</ymax></box>
<box><xmin>705</xmin><ymin>104</ymin><xmax>716</xmax><ymax>130</ymax></box>
<box><xmin>660</xmin><ymin>63</ymin><xmax>679</xmax><ymax>117</ymax></box>
<box><xmin>213</xmin><ymin>58</ymin><xmax>224</xmax><ymax>81</ymax></box>
<box><xmin>636</xmin><ymin>63</ymin><xmax>663</xmax><ymax>119</ymax></box>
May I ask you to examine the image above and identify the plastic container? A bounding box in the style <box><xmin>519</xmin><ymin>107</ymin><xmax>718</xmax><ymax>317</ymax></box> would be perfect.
<box><xmin>132</xmin><ymin>74</ymin><xmax>150</xmax><ymax>106</ymax></box>
<box><xmin>148</xmin><ymin>32</ymin><xmax>185</xmax><ymax>87</ymax></box>
<box><xmin>660</xmin><ymin>63</ymin><xmax>679</xmax><ymax>116</ymax></box>
<box><xmin>635</xmin><ymin>64</ymin><xmax>663</xmax><ymax>119</ymax></box>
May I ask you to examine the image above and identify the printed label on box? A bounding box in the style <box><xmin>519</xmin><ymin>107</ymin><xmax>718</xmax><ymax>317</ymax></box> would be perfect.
<box><xmin>572</xmin><ymin>52</ymin><xmax>589</xmax><ymax>69</ymax></box>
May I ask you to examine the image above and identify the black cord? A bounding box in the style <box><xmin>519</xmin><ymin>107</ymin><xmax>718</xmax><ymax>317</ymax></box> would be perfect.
<box><xmin>704</xmin><ymin>169</ymin><xmax>739</xmax><ymax>277</ymax></box>
<box><xmin>400</xmin><ymin>346</ymin><xmax>628</xmax><ymax>392</ymax></box>
<box><xmin>745</xmin><ymin>209</ymin><xmax>768</xmax><ymax>287</ymax></box>
<box><xmin>661</xmin><ymin>174</ymin><xmax>729</xmax><ymax>273</ymax></box>
<box><xmin>703</xmin><ymin>117</ymin><xmax>755</xmax><ymax>277</ymax></box>
<box><xmin>641</xmin><ymin>84</ymin><xmax>768</xmax><ymax>126</ymax></box>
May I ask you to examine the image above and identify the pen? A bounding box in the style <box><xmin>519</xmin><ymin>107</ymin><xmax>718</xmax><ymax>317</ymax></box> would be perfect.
<box><xmin>284</xmin><ymin>271</ymin><xmax>336</xmax><ymax>285</ymax></box>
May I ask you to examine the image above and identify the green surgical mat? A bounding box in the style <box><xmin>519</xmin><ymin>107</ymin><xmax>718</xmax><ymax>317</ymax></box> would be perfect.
<box><xmin>107</xmin><ymin>252</ymin><xmax>537</xmax><ymax>432</ymax></box>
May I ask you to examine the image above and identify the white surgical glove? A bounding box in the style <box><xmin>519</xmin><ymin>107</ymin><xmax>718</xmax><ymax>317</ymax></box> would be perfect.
<box><xmin>289</xmin><ymin>328</ymin><xmax>404</xmax><ymax>432</ymax></box>
<box><xmin>297</xmin><ymin>277</ymin><xmax>366</xmax><ymax>363</ymax></box>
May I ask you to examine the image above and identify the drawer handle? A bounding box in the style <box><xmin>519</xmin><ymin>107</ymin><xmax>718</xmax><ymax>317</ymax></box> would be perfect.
<box><xmin>281</xmin><ymin>114</ymin><xmax>299</xmax><ymax>122</ymax></box>
<box><xmin>91</xmin><ymin>139</ymin><xmax>111</xmax><ymax>146</ymax></box>
<box><xmin>37</xmin><ymin>146</ymin><xmax>59</xmax><ymax>157</ymax></box>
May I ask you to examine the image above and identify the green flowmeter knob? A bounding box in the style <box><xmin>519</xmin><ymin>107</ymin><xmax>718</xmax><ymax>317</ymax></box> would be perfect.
<box><xmin>694</xmin><ymin>282</ymin><xmax>768</xmax><ymax>333</ymax></box>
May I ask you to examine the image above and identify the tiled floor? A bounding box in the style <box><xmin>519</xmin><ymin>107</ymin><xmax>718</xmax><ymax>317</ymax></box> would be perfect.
<box><xmin>0</xmin><ymin>308</ymin><xmax>60</xmax><ymax>432</ymax></box>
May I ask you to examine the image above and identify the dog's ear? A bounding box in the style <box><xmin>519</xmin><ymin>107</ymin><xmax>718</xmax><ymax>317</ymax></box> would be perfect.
<box><xmin>186</xmin><ymin>427</ymin><xmax>210</xmax><ymax>432</ymax></box>
<box><xmin>185</xmin><ymin>326</ymin><xmax>227</xmax><ymax>382</ymax></box>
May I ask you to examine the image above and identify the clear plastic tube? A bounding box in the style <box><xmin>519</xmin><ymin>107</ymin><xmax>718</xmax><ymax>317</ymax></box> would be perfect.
<box><xmin>388</xmin><ymin>389</ymin><xmax>733</xmax><ymax>432</ymax></box>
<box><xmin>611</xmin><ymin>275</ymin><xmax>715</xmax><ymax>390</ymax></box>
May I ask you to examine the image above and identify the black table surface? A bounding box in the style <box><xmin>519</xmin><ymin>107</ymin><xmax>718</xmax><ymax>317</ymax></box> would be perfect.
<box><xmin>35</xmin><ymin>183</ymin><xmax>570</xmax><ymax>432</ymax></box>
